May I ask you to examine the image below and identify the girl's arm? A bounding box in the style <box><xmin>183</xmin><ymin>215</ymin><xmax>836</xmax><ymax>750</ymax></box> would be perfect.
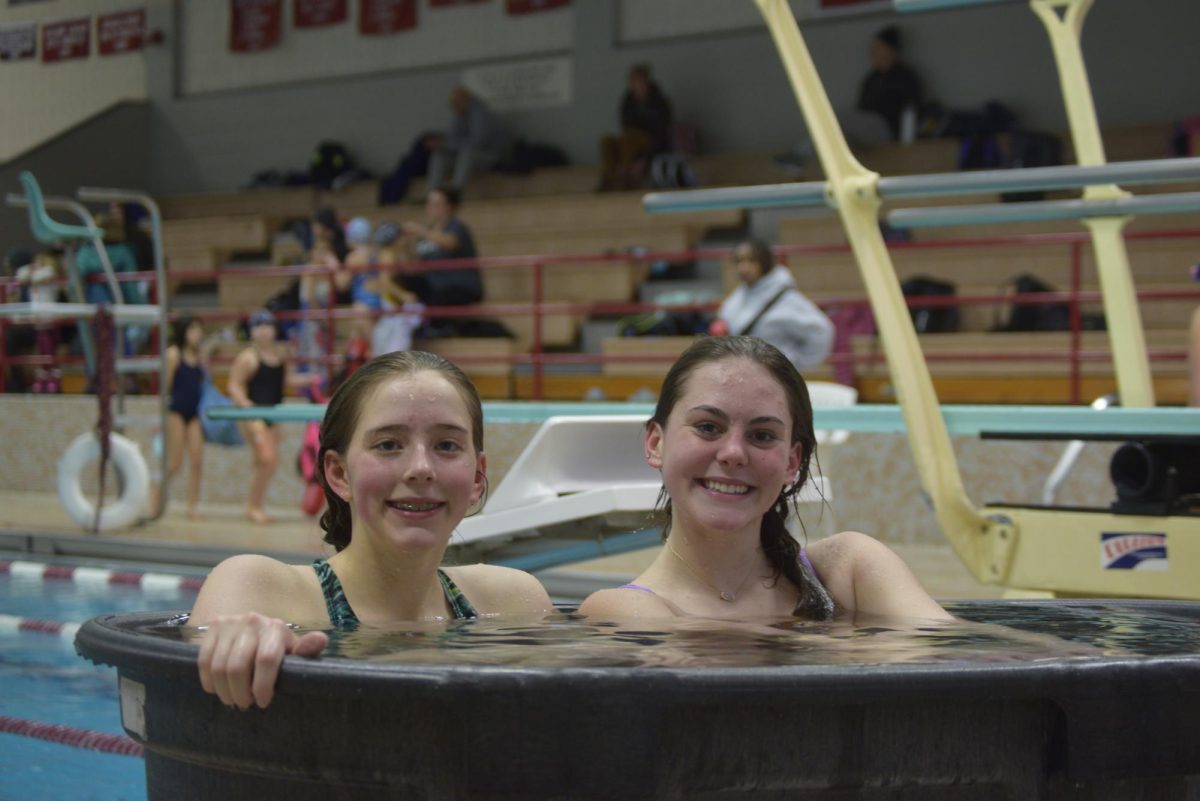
<box><xmin>402</xmin><ymin>222</ymin><xmax>460</xmax><ymax>253</ymax></box>
<box><xmin>164</xmin><ymin>345</ymin><xmax>180</xmax><ymax>393</ymax></box>
<box><xmin>809</xmin><ymin>531</ymin><xmax>953</xmax><ymax>622</ymax></box>
<box><xmin>190</xmin><ymin>555</ymin><xmax>328</xmax><ymax>710</ymax></box>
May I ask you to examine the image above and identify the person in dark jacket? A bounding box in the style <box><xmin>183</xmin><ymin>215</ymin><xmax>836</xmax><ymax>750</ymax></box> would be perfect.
<box><xmin>398</xmin><ymin>187</ymin><xmax>484</xmax><ymax>337</ymax></box>
<box><xmin>598</xmin><ymin>64</ymin><xmax>673</xmax><ymax>191</ymax></box>
<box><xmin>857</xmin><ymin>26</ymin><xmax>923</xmax><ymax>142</ymax></box>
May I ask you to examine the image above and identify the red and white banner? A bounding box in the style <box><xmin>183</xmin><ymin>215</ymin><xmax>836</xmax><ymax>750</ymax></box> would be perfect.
<box><xmin>41</xmin><ymin>17</ymin><xmax>90</xmax><ymax>63</ymax></box>
<box><xmin>294</xmin><ymin>0</ymin><xmax>347</xmax><ymax>28</ymax></box>
<box><xmin>231</xmin><ymin>0</ymin><xmax>283</xmax><ymax>52</ymax></box>
<box><xmin>0</xmin><ymin>21</ymin><xmax>36</xmax><ymax>61</ymax></box>
<box><xmin>358</xmin><ymin>0</ymin><xmax>416</xmax><ymax>35</ymax></box>
<box><xmin>97</xmin><ymin>9</ymin><xmax>145</xmax><ymax>56</ymax></box>
<box><xmin>506</xmin><ymin>0</ymin><xmax>568</xmax><ymax>14</ymax></box>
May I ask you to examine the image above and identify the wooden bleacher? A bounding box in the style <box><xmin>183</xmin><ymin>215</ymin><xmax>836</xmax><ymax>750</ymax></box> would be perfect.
<box><xmin>144</xmin><ymin>124</ymin><xmax>1197</xmax><ymax>404</ymax></box>
<box><xmin>852</xmin><ymin>329</ymin><xmax>1193</xmax><ymax>405</ymax></box>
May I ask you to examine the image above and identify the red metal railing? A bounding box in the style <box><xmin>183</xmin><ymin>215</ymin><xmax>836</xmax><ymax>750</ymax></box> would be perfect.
<box><xmin>2</xmin><ymin>229</ymin><xmax>1197</xmax><ymax>402</ymax></box>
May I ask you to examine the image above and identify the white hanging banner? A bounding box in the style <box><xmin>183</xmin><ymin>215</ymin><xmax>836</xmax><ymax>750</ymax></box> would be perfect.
<box><xmin>0</xmin><ymin>21</ymin><xmax>36</xmax><ymax>61</ymax></box>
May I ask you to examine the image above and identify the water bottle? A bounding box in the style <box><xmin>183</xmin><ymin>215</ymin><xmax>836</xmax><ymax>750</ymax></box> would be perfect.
<box><xmin>900</xmin><ymin>105</ymin><xmax>917</xmax><ymax>145</ymax></box>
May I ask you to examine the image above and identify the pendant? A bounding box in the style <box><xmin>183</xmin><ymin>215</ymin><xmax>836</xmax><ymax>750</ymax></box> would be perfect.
<box><xmin>720</xmin><ymin>591</ymin><xmax>735</xmax><ymax>602</ymax></box>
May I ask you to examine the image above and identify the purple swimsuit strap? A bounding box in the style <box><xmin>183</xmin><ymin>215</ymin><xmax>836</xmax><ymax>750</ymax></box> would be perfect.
<box><xmin>799</xmin><ymin>547</ymin><xmax>815</xmax><ymax>576</ymax></box>
<box><xmin>619</xmin><ymin>583</ymin><xmax>656</xmax><ymax>594</ymax></box>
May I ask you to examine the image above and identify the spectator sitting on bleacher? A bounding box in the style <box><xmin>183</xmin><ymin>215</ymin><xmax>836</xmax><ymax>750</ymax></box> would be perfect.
<box><xmin>76</xmin><ymin>211</ymin><xmax>147</xmax><ymax>306</ymax></box>
<box><xmin>599</xmin><ymin>63</ymin><xmax>673</xmax><ymax>191</ymax></box>
<box><xmin>710</xmin><ymin>239</ymin><xmax>834</xmax><ymax>372</ymax></box>
<box><xmin>109</xmin><ymin>202</ymin><xmax>155</xmax><ymax>276</ymax></box>
<box><xmin>14</xmin><ymin>250</ymin><xmax>64</xmax><ymax>393</ymax></box>
<box><xmin>77</xmin><ymin>210</ymin><xmax>153</xmax><ymax>388</ymax></box>
<box><xmin>427</xmin><ymin>86</ymin><xmax>513</xmax><ymax>193</ymax></box>
<box><xmin>345</xmin><ymin>217</ymin><xmax>424</xmax><ymax>359</ymax></box>
<box><xmin>400</xmin><ymin>187</ymin><xmax>483</xmax><ymax>337</ymax></box>
<box><xmin>296</xmin><ymin>207</ymin><xmax>353</xmax><ymax>380</ymax></box>
<box><xmin>345</xmin><ymin>216</ymin><xmax>380</xmax><ymax>346</ymax></box>
<box><xmin>368</xmin><ymin>222</ymin><xmax>423</xmax><ymax>357</ymax></box>
<box><xmin>857</xmin><ymin>26</ymin><xmax>923</xmax><ymax>143</ymax></box>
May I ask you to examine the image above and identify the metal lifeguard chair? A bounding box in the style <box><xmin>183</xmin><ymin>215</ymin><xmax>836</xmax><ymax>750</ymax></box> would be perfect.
<box><xmin>3</xmin><ymin>173</ymin><xmax>171</xmax><ymax>529</ymax></box>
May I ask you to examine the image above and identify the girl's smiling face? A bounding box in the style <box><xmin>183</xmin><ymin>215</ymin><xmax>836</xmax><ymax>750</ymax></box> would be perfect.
<box><xmin>646</xmin><ymin>357</ymin><xmax>801</xmax><ymax>539</ymax></box>
<box><xmin>326</xmin><ymin>371</ymin><xmax>485</xmax><ymax>552</ymax></box>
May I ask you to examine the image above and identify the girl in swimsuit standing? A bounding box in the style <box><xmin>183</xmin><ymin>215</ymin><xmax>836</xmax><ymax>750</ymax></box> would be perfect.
<box><xmin>579</xmin><ymin>336</ymin><xmax>950</xmax><ymax>622</ymax></box>
<box><xmin>160</xmin><ymin>316</ymin><xmax>209</xmax><ymax>518</ymax></box>
<box><xmin>192</xmin><ymin>350</ymin><xmax>553</xmax><ymax>709</ymax></box>
<box><xmin>227</xmin><ymin>309</ymin><xmax>289</xmax><ymax>525</ymax></box>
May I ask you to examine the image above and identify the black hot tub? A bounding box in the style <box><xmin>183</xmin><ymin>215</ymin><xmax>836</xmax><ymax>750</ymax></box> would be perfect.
<box><xmin>76</xmin><ymin>601</ymin><xmax>1200</xmax><ymax>800</ymax></box>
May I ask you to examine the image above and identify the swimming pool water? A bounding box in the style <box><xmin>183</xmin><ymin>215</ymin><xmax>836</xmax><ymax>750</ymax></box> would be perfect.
<box><xmin>0</xmin><ymin>566</ymin><xmax>197</xmax><ymax>801</ymax></box>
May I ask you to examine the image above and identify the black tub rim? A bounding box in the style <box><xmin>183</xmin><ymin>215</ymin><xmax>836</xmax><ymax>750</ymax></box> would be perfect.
<box><xmin>75</xmin><ymin>599</ymin><xmax>1200</xmax><ymax>704</ymax></box>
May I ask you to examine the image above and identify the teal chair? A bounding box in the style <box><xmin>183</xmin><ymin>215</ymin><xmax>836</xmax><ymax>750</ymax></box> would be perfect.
<box><xmin>19</xmin><ymin>171</ymin><xmax>104</xmax><ymax>245</ymax></box>
<box><xmin>17</xmin><ymin>170</ymin><xmax>112</xmax><ymax>376</ymax></box>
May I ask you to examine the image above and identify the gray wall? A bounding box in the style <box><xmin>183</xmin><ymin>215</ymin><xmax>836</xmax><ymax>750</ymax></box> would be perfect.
<box><xmin>1</xmin><ymin>101</ymin><xmax>151</xmax><ymax>263</ymax></box>
<box><xmin>146</xmin><ymin>0</ymin><xmax>1197</xmax><ymax>196</ymax></box>
<box><xmin>9</xmin><ymin>1</ymin><xmax>1196</xmax><ymax>201</ymax></box>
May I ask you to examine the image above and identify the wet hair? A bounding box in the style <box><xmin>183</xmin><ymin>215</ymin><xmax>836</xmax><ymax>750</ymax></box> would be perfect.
<box><xmin>316</xmin><ymin>351</ymin><xmax>484</xmax><ymax>552</ymax></box>
<box><xmin>736</xmin><ymin>238</ymin><xmax>775</xmax><ymax>282</ymax></box>
<box><xmin>172</xmin><ymin>315</ymin><xmax>199</xmax><ymax>350</ymax></box>
<box><xmin>428</xmin><ymin>186</ymin><xmax>462</xmax><ymax>209</ymax></box>
<box><xmin>876</xmin><ymin>25</ymin><xmax>901</xmax><ymax>51</ymax></box>
<box><xmin>649</xmin><ymin>336</ymin><xmax>835</xmax><ymax>619</ymax></box>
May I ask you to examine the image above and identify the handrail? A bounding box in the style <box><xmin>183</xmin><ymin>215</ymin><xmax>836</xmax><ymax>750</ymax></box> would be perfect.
<box><xmin>644</xmin><ymin>157</ymin><xmax>1200</xmax><ymax>213</ymax></box>
<box><xmin>3</xmin><ymin>229</ymin><xmax>1196</xmax><ymax>405</ymax></box>
<box><xmin>889</xmin><ymin>192</ymin><xmax>1200</xmax><ymax>229</ymax></box>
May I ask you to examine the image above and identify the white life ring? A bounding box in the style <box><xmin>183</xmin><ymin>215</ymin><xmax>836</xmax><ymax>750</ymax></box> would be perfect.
<box><xmin>57</xmin><ymin>432</ymin><xmax>149</xmax><ymax>531</ymax></box>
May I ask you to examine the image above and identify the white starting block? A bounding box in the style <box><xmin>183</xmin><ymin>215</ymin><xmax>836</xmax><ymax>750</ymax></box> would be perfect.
<box><xmin>455</xmin><ymin>414</ymin><xmax>834</xmax><ymax>548</ymax></box>
<box><xmin>456</xmin><ymin>416</ymin><xmax>661</xmax><ymax>545</ymax></box>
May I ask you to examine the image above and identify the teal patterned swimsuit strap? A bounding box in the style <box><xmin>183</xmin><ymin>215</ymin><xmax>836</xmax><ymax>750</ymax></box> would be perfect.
<box><xmin>311</xmin><ymin>559</ymin><xmax>478</xmax><ymax>624</ymax></box>
<box><xmin>312</xmin><ymin>559</ymin><xmax>359</xmax><ymax>628</ymax></box>
<box><xmin>437</xmin><ymin>569</ymin><xmax>479</xmax><ymax>620</ymax></box>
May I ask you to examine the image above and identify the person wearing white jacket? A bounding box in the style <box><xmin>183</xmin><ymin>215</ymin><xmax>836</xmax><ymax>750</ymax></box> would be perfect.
<box><xmin>712</xmin><ymin>240</ymin><xmax>834</xmax><ymax>371</ymax></box>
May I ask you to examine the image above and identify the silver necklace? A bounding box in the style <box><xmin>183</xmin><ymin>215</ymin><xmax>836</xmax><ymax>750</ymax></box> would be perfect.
<box><xmin>666</xmin><ymin>539</ymin><xmax>760</xmax><ymax>602</ymax></box>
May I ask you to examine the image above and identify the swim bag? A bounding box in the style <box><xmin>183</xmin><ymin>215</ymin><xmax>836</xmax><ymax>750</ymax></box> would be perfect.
<box><xmin>198</xmin><ymin>373</ymin><xmax>245</xmax><ymax>447</ymax></box>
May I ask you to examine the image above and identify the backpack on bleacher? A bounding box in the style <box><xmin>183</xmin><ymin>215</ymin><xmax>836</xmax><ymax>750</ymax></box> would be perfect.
<box><xmin>900</xmin><ymin>276</ymin><xmax>960</xmax><ymax>333</ymax></box>
<box><xmin>993</xmin><ymin>274</ymin><xmax>1103</xmax><ymax>332</ymax></box>
<box><xmin>310</xmin><ymin>141</ymin><xmax>357</xmax><ymax>190</ymax></box>
<box><xmin>650</xmin><ymin>122</ymin><xmax>699</xmax><ymax>189</ymax></box>
<box><xmin>650</xmin><ymin>153</ymin><xmax>697</xmax><ymax>189</ymax></box>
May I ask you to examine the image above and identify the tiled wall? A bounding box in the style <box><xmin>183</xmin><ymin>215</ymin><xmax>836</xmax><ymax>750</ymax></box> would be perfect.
<box><xmin>0</xmin><ymin>395</ymin><xmax>1118</xmax><ymax>547</ymax></box>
